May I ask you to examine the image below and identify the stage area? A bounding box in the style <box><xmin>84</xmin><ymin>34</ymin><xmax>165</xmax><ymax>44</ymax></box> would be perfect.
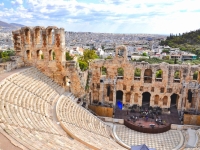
<box><xmin>114</xmin><ymin>105</ymin><xmax>181</xmax><ymax>129</ymax></box>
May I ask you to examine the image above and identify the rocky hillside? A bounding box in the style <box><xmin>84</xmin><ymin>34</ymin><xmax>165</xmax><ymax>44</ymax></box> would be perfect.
<box><xmin>160</xmin><ymin>29</ymin><xmax>200</xmax><ymax>56</ymax></box>
<box><xmin>0</xmin><ymin>20</ymin><xmax>24</xmax><ymax>29</ymax></box>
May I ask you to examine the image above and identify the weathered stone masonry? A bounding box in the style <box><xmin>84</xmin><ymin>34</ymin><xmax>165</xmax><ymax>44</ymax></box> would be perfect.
<box><xmin>12</xmin><ymin>26</ymin><xmax>85</xmax><ymax>97</ymax></box>
<box><xmin>89</xmin><ymin>45</ymin><xmax>200</xmax><ymax>112</ymax></box>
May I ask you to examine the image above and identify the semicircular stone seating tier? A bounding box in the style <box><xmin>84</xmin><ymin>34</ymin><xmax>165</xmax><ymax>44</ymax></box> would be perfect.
<box><xmin>0</xmin><ymin>67</ymin><xmax>91</xmax><ymax>150</ymax></box>
<box><xmin>56</xmin><ymin>95</ymin><xmax>126</xmax><ymax>150</ymax></box>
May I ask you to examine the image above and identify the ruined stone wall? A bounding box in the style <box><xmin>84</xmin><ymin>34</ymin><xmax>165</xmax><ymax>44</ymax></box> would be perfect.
<box><xmin>12</xmin><ymin>26</ymin><xmax>85</xmax><ymax>97</ymax></box>
<box><xmin>89</xmin><ymin>45</ymin><xmax>200</xmax><ymax>112</ymax></box>
<box><xmin>0</xmin><ymin>56</ymin><xmax>24</xmax><ymax>74</ymax></box>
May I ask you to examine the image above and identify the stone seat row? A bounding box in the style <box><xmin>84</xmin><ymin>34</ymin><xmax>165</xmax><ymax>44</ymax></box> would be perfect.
<box><xmin>0</xmin><ymin>81</ymin><xmax>50</xmax><ymax>115</ymax></box>
<box><xmin>56</xmin><ymin>95</ymin><xmax>126</xmax><ymax>149</ymax></box>
<box><xmin>57</xmin><ymin>96</ymin><xmax>110</xmax><ymax>137</ymax></box>
<box><xmin>7</xmin><ymin>67</ymin><xmax>64</xmax><ymax>96</ymax></box>
<box><xmin>0</xmin><ymin>68</ymin><xmax>91</xmax><ymax>149</ymax></box>
<box><xmin>61</xmin><ymin>122</ymin><xmax>125</xmax><ymax>150</ymax></box>
<box><xmin>0</xmin><ymin>72</ymin><xmax>64</xmax><ymax>134</ymax></box>
<box><xmin>0</xmin><ymin>123</ymin><xmax>89</xmax><ymax>150</ymax></box>
<box><xmin>0</xmin><ymin>100</ymin><xmax>60</xmax><ymax>134</ymax></box>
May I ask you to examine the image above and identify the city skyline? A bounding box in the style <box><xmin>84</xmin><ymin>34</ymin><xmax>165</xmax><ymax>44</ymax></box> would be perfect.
<box><xmin>0</xmin><ymin>0</ymin><xmax>200</xmax><ymax>34</ymax></box>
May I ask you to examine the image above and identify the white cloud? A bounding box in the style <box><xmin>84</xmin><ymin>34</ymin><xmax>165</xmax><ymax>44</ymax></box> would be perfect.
<box><xmin>1</xmin><ymin>0</ymin><xmax>200</xmax><ymax>34</ymax></box>
<box><xmin>0</xmin><ymin>3</ymin><xmax>4</xmax><ymax>6</ymax></box>
<box><xmin>11</xmin><ymin>0</ymin><xmax>23</xmax><ymax>5</ymax></box>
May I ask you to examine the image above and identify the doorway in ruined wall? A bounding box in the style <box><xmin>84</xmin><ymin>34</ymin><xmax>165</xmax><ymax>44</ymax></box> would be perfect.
<box><xmin>25</xmin><ymin>29</ymin><xmax>30</xmax><ymax>44</ymax></box>
<box><xmin>154</xmin><ymin>95</ymin><xmax>159</xmax><ymax>105</ymax></box>
<box><xmin>116</xmin><ymin>90</ymin><xmax>123</xmax><ymax>109</ymax></box>
<box><xmin>170</xmin><ymin>93</ymin><xmax>179</xmax><ymax>108</ymax></box>
<box><xmin>26</xmin><ymin>50</ymin><xmax>31</xmax><ymax>60</ymax></box>
<box><xmin>142</xmin><ymin>92</ymin><xmax>151</xmax><ymax>107</ymax></box>
<box><xmin>49</xmin><ymin>50</ymin><xmax>56</xmax><ymax>61</ymax></box>
<box><xmin>144</xmin><ymin>69</ymin><xmax>152</xmax><ymax>83</ymax></box>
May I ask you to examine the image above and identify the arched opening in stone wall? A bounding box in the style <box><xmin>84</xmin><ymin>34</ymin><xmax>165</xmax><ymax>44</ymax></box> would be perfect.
<box><xmin>198</xmin><ymin>72</ymin><xmax>200</xmax><ymax>83</ymax></box>
<box><xmin>52</xmin><ymin>29</ymin><xmax>55</xmax><ymax>45</ymax></box>
<box><xmin>49</xmin><ymin>50</ymin><xmax>55</xmax><ymax>61</ymax></box>
<box><xmin>144</xmin><ymin>69</ymin><xmax>152</xmax><ymax>83</ymax></box>
<box><xmin>101</xmin><ymin>66</ymin><xmax>107</xmax><ymax>75</ymax></box>
<box><xmin>170</xmin><ymin>93</ymin><xmax>179</xmax><ymax>108</ymax></box>
<box><xmin>35</xmin><ymin>28</ymin><xmax>41</xmax><ymax>44</ymax></box>
<box><xmin>26</xmin><ymin>50</ymin><xmax>31</xmax><ymax>60</ymax></box>
<box><xmin>187</xmin><ymin>89</ymin><xmax>195</xmax><ymax>108</ymax></box>
<box><xmin>37</xmin><ymin>50</ymin><xmax>44</xmax><ymax>60</ymax></box>
<box><xmin>174</xmin><ymin>70</ymin><xmax>181</xmax><ymax>83</ymax></box>
<box><xmin>163</xmin><ymin>96</ymin><xmax>168</xmax><ymax>106</ymax></box>
<box><xmin>24</xmin><ymin>28</ymin><xmax>30</xmax><ymax>44</ymax></box>
<box><xmin>116</xmin><ymin>90</ymin><xmax>123</xmax><ymax>109</ymax></box>
<box><xmin>188</xmin><ymin>89</ymin><xmax>192</xmax><ymax>103</ymax></box>
<box><xmin>134</xmin><ymin>68</ymin><xmax>141</xmax><ymax>80</ymax></box>
<box><xmin>191</xmin><ymin>97</ymin><xmax>196</xmax><ymax>108</ymax></box>
<box><xmin>117</xmin><ymin>67</ymin><xmax>124</xmax><ymax>79</ymax></box>
<box><xmin>193</xmin><ymin>71</ymin><xmax>198</xmax><ymax>80</ymax></box>
<box><xmin>126</xmin><ymin>92</ymin><xmax>131</xmax><ymax>103</ymax></box>
<box><xmin>93</xmin><ymin>91</ymin><xmax>99</xmax><ymax>104</ymax></box>
<box><xmin>154</xmin><ymin>95</ymin><xmax>159</xmax><ymax>105</ymax></box>
<box><xmin>109</xmin><ymin>90</ymin><xmax>113</xmax><ymax>101</ymax></box>
<box><xmin>134</xmin><ymin>93</ymin><xmax>138</xmax><ymax>103</ymax></box>
<box><xmin>47</xmin><ymin>28</ymin><xmax>55</xmax><ymax>45</ymax></box>
<box><xmin>117</xmin><ymin>48</ymin><xmax>125</xmax><ymax>57</ymax></box>
<box><xmin>155</xmin><ymin>69</ymin><xmax>163</xmax><ymax>82</ymax></box>
<box><xmin>142</xmin><ymin>92</ymin><xmax>151</xmax><ymax>106</ymax></box>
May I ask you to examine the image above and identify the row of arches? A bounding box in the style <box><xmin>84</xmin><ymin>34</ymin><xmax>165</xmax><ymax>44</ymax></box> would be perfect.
<box><xmin>26</xmin><ymin>50</ymin><xmax>56</xmax><ymax>61</ymax></box>
<box><xmin>24</xmin><ymin>27</ymin><xmax>56</xmax><ymax>45</ymax></box>
<box><xmin>116</xmin><ymin>91</ymin><xmax>179</xmax><ymax>108</ymax></box>
<box><xmin>101</xmin><ymin>66</ymin><xmax>199</xmax><ymax>82</ymax></box>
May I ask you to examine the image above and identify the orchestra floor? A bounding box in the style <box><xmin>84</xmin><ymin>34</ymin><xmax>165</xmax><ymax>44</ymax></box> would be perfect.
<box><xmin>115</xmin><ymin>125</ymin><xmax>183</xmax><ymax>150</ymax></box>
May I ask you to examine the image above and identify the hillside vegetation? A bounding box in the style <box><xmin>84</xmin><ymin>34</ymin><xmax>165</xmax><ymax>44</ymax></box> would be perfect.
<box><xmin>160</xmin><ymin>29</ymin><xmax>200</xmax><ymax>56</ymax></box>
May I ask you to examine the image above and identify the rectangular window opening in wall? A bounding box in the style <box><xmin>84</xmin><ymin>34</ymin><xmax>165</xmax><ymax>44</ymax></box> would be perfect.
<box><xmin>131</xmin><ymin>85</ymin><xmax>134</xmax><ymax>91</ymax></box>
<box><xmin>123</xmin><ymin>85</ymin><xmax>126</xmax><ymax>90</ymax></box>
<box><xmin>167</xmin><ymin>88</ymin><xmax>172</xmax><ymax>93</ymax></box>
<box><xmin>97</xmin><ymin>84</ymin><xmax>100</xmax><ymax>89</ymax></box>
<box><xmin>140</xmin><ymin>86</ymin><xmax>143</xmax><ymax>91</ymax></box>
<box><xmin>151</xmin><ymin>87</ymin><xmax>154</xmax><ymax>92</ymax></box>
<box><xmin>160</xmin><ymin>88</ymin><xmax>164</xmax><ymax>93</ymax></box>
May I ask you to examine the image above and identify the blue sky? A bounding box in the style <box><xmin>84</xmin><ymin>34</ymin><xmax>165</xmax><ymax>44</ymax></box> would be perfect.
<box><xmin>0</xmin><ymin>0</ymin><xmax>200</xmax><ymax>34</ymax></box>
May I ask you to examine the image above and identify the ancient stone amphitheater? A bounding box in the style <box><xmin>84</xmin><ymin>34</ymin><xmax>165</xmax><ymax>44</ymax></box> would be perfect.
<box><xmin>0</xmin><ymin>67</ymin><xmax>126</xmax><ymax>150</ymax></box>
<box><xmin>0</xmin><ymin>26</ymin><xmax>200</xmax><ymax>150</ymax></box>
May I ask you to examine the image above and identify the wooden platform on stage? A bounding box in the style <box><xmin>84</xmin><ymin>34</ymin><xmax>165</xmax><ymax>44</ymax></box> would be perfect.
<box><xmin>124</xmin><ymin>119</ymin><xmax>170</xmax><ymax>133</ymax></box>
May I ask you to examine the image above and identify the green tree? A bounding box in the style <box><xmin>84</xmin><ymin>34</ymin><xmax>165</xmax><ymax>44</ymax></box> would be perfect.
<box><xmin>134</xmin><ymin>68</ymin><xmax>141</xmax><ymax>77</ymax></box>
<box><xmin>117</xmin><ymin>68</ymin><xmax>124</xmax><ymax>76</ymax></box>
<box><xmin>174</xmin><ymin>71</ymin><xmax>180</xmax><ymax>79</ymax></box>
<box><xmin>78</xmin><ymin>50</ymin><xmax>98</xmax><ymax>71</ymax></box>
<box><xmin>193</xmin><ymin>71</ymin><xmax>198</xmax><ymax>80</ymax></box>
<box><xmin>105</xmin><ymin>56</ymin><xmax>112</xmax><ymax>60</ymax></box>
<box><xmin>102</xmin><ymin>66</ymin><xmax>107</xmax><ymax>75</ymax></box>
<box><xmin>162</xmin><ymin>49</ymin><xmax>170</xmax><ymax>54</ymax></box>
<box><xmin>142</xmin><ymin>52</ymin><xmax>147</xmax><ymax>56</ymax></box>
<box><xmin>41</xmin><ymin>54</ymin><xmax>44</xmax><ymax>60</ymax></box>
<box><xmin>156</xmin><ymin>70</ymin><xmax>163</xmax><ymax>78</ymax></box>
<box><xmin>66</xmin><ymin>52</ymin><xmax>73</xmax><ymax>60</ymax></box>
<box><xmin>78</xmin><ymin>60</ymin><xmax>88</xmax><ymax>71</ymax></box>
<box><xmin>53</xmin><ymin>51</ymin><xmax>56</xmax><ymax>60</ymax></box>
<box><xmin>0</xmin><ymin>50</ymin><xmax>15</xmax><ymax>62</ymax></box>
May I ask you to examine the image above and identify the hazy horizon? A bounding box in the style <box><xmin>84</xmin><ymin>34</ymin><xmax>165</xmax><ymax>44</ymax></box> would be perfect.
<box><xmin>0</xmin><ymin>0</ymin><xmax>200</xmax><ymax>35</ymax></box>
